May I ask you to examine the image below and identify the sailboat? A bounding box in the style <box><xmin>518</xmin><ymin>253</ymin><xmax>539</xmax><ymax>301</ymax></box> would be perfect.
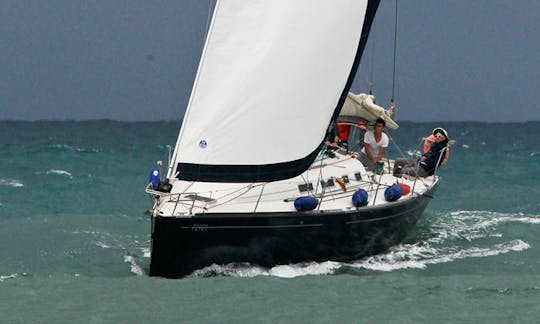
<box><xmin>145</xmin><ymin>0</ymin><xmax>441</xmax><ymax>278</ymax></box>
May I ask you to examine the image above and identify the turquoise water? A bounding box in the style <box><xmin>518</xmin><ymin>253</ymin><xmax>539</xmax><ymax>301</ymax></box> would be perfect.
<box><xmin>1</xmin><ymin>121</ymin><xmax>539</xmax><ymax>323</ymax></box>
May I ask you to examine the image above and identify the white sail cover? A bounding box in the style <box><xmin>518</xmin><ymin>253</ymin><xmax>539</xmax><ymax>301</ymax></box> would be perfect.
<box><xmin>171</xmin><ymin>0</ymin><xmax>379</xmax><ymax>182</ymax></box>
<box><xmin>340</xmin><ymin>92</ymin><xmax>399</xmax><ymax>129</ymax></box>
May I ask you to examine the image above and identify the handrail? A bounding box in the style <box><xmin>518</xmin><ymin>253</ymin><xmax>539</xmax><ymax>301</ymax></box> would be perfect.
<box><xmin>432</xmin><ymin>145</ymin><xmax>448</xmax><ymax>177</ymax></box>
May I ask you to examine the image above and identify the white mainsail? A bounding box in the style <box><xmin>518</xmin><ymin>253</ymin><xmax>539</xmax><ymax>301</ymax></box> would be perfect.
<box><xmin>170</xmin><ymin>0</ymin><xmax>378</xmax><ymax>182</ymax></box>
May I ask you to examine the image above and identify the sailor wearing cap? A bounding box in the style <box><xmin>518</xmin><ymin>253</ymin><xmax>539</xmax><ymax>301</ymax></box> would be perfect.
<box><xmin>393</xmin><ymin>127</ymin><xmax>450</xmax><ymax>178</ymax></box>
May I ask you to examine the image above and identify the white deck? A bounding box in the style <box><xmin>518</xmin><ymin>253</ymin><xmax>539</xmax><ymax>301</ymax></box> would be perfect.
<box><xmin>147</xmin><ymin>152</ymin><xmax>438</xmax><ymax>217</ymax></box>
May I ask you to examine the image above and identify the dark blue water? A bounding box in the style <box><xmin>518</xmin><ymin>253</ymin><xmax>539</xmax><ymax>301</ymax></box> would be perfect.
<box><xmin>1</xmin><ymin>121</ymin><xmax>539</xmax><ymax>323</ymax></box>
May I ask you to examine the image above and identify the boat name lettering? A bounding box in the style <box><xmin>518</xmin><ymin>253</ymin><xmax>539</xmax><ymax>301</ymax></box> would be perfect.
<box><xmin>191</xmin><ymin>224</ymin><xmax>208</xmax><ymax>231</ymax></box>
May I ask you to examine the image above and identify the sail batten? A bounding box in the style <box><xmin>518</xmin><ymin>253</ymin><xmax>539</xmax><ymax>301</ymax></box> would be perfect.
<box><xmin>171</xmin><ymin>0</ymin><xmax>379</xmax><ymax>182</ymax></box>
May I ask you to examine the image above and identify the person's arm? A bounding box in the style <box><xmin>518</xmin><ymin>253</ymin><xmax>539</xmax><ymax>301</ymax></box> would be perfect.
<box><xmin>376</xmin><ymin>147</ymin><xmax>385</xmax><ymax>162</ymax></box>
<box><xmin>364</xmin><ymin>142</ymin><xmax>374</xmax><ymax>160</ymax></box>
<box><xmin>325</xmin><ymin>135</ymin><xmax>339</xmax><ymax>148</ymax></box>
<box><xmin>374</xmin><ymin>134</ymin><xmax>389</xmax><ymax>162</ymax></box>
<box><xmin>420</xmin><ymin>151</ymin><xmax>428</xmax><ymax>162</ymax></box>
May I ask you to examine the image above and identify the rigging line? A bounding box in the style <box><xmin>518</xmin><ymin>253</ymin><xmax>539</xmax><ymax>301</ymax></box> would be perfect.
<box><xmin>205</xmin><ymin>186</ymin><xmax>255</xmax><ymax>210</ymax></box>
<box><xmin>316</xmin><ymin>160</ymin><xmax>325</xmax><ymax>210</ymax></box>
<box><xmin>253</xmin><ymin>184</ymin><xmax>265</xmax><ymax>213</ymax></box>
<box><xmin>388</xmin><ymin>135</ymin><xmax>417</xmax><ymax>161</ymax></box>
<box><xmin>369</xmin><ymin>14</ymin><xmax>376</xmax><ymax>94</ymax></box>
<box><xmin>391</xmin><ymin>0</ymin><xmax>399</xmax><ymax>102</ymax></box>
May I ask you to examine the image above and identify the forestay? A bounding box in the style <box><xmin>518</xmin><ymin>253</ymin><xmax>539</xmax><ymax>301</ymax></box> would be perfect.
<box><xmin>170</xmin><ymin>0</ymin><xmax>379</xmax><ymax>182</ymax></box>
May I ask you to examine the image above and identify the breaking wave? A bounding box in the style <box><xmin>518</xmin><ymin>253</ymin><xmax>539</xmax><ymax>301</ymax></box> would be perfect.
<box><xmin>45</xmin><ymin>169</ymin><xmax>73</xmax><ymax>178</ymax></box>
<box><xmin>0</xmin><ymin>273</ymin><xmax>30</xmax><ymax>282</ymax></box>
<box><xmin>191</xmin><ymin>210</ymin><xmax>538</xmax><ymax>278</ymax></box>
<box><xmin>0</xmin><ymin>274</ymin><xmax>19</xmax><ymax>282</ymax></box>
<box><xmin>0</xmin><ymin>178</ymin><xmax>24</xmax><ymax>187</ymax></box>
<box><xmin>124</xmin><ymin>255</ymin><xmax>144</xmax><ymax>276</ymax></box>
<box><xmin>47</xmin><ymin>144</ymin><xmax>100</xmax><ymax>153</ymax></box>
<box><xmin>191</xmin><ymin>261</ymin><xmax>341</xmax><ymax>278</ymax></box>
<box><xmin>350</xmin><ymin>239</ymin><xmax>529</xmax><ymax>272</ymax></box>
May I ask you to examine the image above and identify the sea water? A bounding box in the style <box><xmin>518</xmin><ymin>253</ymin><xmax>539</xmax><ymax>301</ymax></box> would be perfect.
<box><xmin>0</xmin><ymin>121</ymin><xmax>539</xmax><ymax>323</ymax></box>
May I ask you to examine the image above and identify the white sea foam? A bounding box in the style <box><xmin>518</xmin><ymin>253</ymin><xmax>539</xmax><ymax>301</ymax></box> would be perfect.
<box><xmin>72</xmin><ymin>230</ymin><xmax>100</xmax><ymax>235</ymax></box>
<box><xmin>268</xmin><ymin>261</ymin><xmax>340</xmax><ymax>278</ymax></box>
<box><xmin>96</xmin><ymin>241</ymin><xmax>110</xmax><ymax>249</ymax></box>
<box><xmin>124</xmin><ymin>255</ymin><xmax>144</xmax><ymax>276</ymax></box>
<box><xmin>142</xmin><ymin>247</ymin><xmax>150</xmax><ymax>258</ymax></box>
<box><xmin>449</xmin><ymin>210</ymin><xmax>540</xmax><ymax>225</ymax></box>
<box><xmin>192</xmin><ymin>260</ymin><xmax>343</xmax><ymax>278</ymax></box>
<box><xmin>46</xmin><ymin>169</ymin><xmax>73</xmax><ymax>178</ymax></box>
<box><xmin>424</xmin><ymin>210</ymin><xmax>540</xmax><ymax>245</ymax></box>
<box><xmin>192</xmin><ymin>263</ymin><xmax>267</xmax><ymax>278</ymax></box>
<box><xmin>48</xmin><ymin>144</ymin><xmax>100</xmax><ymax>153</ymax></box>
<box><xmin>0</xmin><ymin>178</ymin><xmax>24</xmax><ymax>187</ymax></box>
<box><xmin>0</xmin><ymin>274</ymin><xmax>18</xmax><ymax>282</ymax></box>
<box><xmin>351</xmin><ymin>239</ymin><xmax>529</xmax><ymax>272</ymax></box>
<box><xmin>348</xmin><ymin>210</ymin><xmax>537</xmax><ymax>272</ymax></box>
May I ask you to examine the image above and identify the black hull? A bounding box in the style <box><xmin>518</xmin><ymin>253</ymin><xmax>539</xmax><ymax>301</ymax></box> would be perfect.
<box><xmin>149</xmin><ymin>185</ymin><xmax>438</xmax><ymax>278</ymax></box>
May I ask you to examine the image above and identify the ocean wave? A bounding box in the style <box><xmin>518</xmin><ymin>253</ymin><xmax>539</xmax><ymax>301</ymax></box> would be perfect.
<box><xmin>124</xmin><ymin>255</ymin><xmax>144</xmax><ymax>276</ymax></box>
<box><xmin>47</xmin><ymin>144</ymin><xmax>100</xmax><ymax>153</ymax></box>
<box><xmin>0</xmin><ymin>178</ymin><xmax>24</xmax><ymax>187</ymax></box>
<box><xmin>142</xmin><ymin>247</ymin><xmax>150</xmax><ymax>258</ymax></box>
<box><xmin>0</xmin><ymin>274</ymin><xmax>18</xmax><ymax>282</ymax></box>
<box><xmin>425</xmin><ymin>210</ymin><xmax>540</xmax><ymax>245</ymax></box>
<box><xmin>0</xmin><ymin>273</ymin><xmax>30</xmax><ymax>282</ymax></box>
<box><xmin>465</xmin><ymin>286</ymin><xmax>540</xmax><ymax>297</ymax></box>
<box><xmin>45</xmin><ymin>169</ymin><xmax>73</xmax><ymax>178</ymax></box>
<box><xmin>350</xmin><ymin>239</ymin><xmax>529</xmax><ymax>272</ymax></box>
<box><xmin>96</xmin><ymin>241</ymin><xmax>111</xmax><ymax>249</ymax></box>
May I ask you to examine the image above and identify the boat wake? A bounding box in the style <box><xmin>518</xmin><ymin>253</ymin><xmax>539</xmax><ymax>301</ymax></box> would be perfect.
<box><xmin>191</xmin><ymin>261</ymin><xmax>341</xmax><ymax>278</ymax></box>
<box><xmin>190</xmin><ymin>210</ymin><xmax>538</xmax><ymax>278</ymax></box>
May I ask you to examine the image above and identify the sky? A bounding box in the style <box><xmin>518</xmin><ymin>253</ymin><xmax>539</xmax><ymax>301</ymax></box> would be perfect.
<box><xmin>1</xmin><ymin>0</ymin><xmax>539</xmax><ymax>122</ymax></box>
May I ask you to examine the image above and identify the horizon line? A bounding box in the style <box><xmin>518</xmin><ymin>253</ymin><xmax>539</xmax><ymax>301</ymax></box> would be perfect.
<box><xmin>0</xmin><ymin>118</ymin><xmax>539</xmax><ymax>124</ymax></box>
